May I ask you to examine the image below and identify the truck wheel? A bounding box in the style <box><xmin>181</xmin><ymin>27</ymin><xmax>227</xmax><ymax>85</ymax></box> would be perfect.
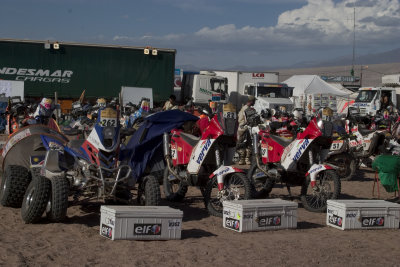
<box><xmin>21</xmin><ymin>176</ymin><xmax>51</xmax><ymax>223</ymax></box>
<box><xmin>138</xmin><ymin>175</ymin><xmax>160</xmax><ymax>206</ymax></box>
<box><xmin>327</xmin><ymin>154</ymin><xmax>356</xmax><ymax>181</ymax></box>
<box><xmin>301</xmin><ymin>170</ymin><xmax>341</xmax><ymax>213</ymax></box>
<box><xmin>204</xmin><ymin>173</ymin><xmax>252</xmax><ymax>217</ymax></box>
<box><xmin>0</xmin><ymin>165</ymin><xmax>31</xmax><ymax>208</ymax></box>
<box><xmin>46</xmin><ymin>177</ymin><xmax>69</xmax><ymax>222</ymax></box>
<box><xmin>163</xmin><ymin>168</ymin><xmax>187</xmax><ymax>202</ymax></box>
<box><xmin>247</xmin><ymin>163</ymin><xmax>275</xmax><ymax>198</ymax></box>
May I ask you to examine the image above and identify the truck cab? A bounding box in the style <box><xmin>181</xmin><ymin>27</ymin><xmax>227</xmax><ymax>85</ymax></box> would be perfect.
<box><xmin>244</xmin><ymin>82</ymin><xmax>294</xmax><ymax>114</ymax></box>
<box><xmin>351</xmin><ymin>87</ymin><xmax>398</xmax><ymax>116</ymax></box>
<box><xmin>191</xmin><ymin>71</ymin><xmax>228</xmax><ymax>104</ymax></box>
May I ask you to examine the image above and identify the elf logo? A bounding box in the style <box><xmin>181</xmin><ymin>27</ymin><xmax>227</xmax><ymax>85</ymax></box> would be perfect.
<box><xmin>100</xmin><ymin>224</ymin><xmax>113</xmax><ymax>239</ymax></box>
<box><xmin>362</xmin><ymin>217</ymin><xmax>384</xmax><ymax>227</ymax></box>
<box><xmin>328</xmin><ymin>214</ymin><xmax>343</xmax><ymax>227</ymax></box>
<box><xmin>257</xmin><ymin>215</ymin><xmax>281</xmax><ymax>227</ymax></box>
<box><xmin>133</xmin><ymin>224</ymin><xmax>162</xmax><ymax>235</ymax></box>
<box><xmin>225</xmin><ymin>218</ymin><xmax>240</xmax><ymax>231</ymax></box>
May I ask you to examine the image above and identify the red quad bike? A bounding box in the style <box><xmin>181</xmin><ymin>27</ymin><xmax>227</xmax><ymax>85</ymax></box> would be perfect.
<box><xmin>163</xmin><ymin>103</ymin><xmax>252</xmax><ymax>217</ymax></box>
<box><xmin>248</xmin><ymin>117</ymin><xmax>341</xmax><ymax>212</ymax></box>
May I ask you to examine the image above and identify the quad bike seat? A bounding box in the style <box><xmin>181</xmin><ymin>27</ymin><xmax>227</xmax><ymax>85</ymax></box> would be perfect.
<box><xmin>67</xmin><ymin>139</ymin><xmax>85</xmax><ymax>152</ymax></box>
<box><xmin>180</xmin><ymin>132</ymin><xmax>200</xmax><ymax>147</ymax></box>
<box><xmin>63</xmin><ymin>128</ymin><xmax>80</xmax><ymax>135</ymax></box>
<box><xmin>270</xmin><ymin>134</ymin><xmax>292</xmax><ymax>147</ymax></box>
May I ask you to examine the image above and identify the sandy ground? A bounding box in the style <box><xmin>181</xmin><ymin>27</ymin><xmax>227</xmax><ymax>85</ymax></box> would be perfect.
<box><xmin>0</xmin><ymin>167</ymin><xmax>399</xmax><ymax>267</ymax></box>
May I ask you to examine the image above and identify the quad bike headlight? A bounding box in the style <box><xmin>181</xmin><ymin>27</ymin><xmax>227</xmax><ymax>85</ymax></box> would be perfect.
<box><xmin>103</xmin><ymin>126</ymin><xmax>115</xmax><ymax>149</ymax></box>
<box><xmin>103</xmin><ymin>126</ymin><xmax>115</xmax><ymax>139</ymax></box>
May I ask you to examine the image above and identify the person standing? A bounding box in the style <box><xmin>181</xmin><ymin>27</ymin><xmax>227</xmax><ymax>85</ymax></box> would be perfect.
<box><xmin>163</xmin><ymin>95</ymin><xmax>177</xmax><ymax>111</ymax></box>
<box><xmin>237</xmin><ymin>95</ymin><xmax>256</xmax><ymax>165</ymax></box>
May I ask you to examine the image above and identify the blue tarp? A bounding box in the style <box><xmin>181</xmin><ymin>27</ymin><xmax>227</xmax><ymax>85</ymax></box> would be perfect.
<box><xmin>121</xmin><ymin>110</ymin><xmax>199</xmax><ymax>181</ymax></box>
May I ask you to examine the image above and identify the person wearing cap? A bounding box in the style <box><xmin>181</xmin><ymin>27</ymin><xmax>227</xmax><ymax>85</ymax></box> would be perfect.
<box><xmin>237</xmin><ymin>95</ymin><xmax>256</xmax><ymax>165</ymax></box>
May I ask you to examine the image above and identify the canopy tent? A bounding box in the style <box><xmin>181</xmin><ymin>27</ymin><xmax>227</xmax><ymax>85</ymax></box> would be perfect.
<box><xmin>283</xmin><ymin>75</ymin><xmax>350</xmax><ymax>97</ymax></box>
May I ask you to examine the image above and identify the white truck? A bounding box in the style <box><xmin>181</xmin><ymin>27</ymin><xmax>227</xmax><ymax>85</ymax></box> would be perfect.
<box><xmin>349</xmin><ymin>74</ymin><xmax>400</xmax><ymax>116</ymax></box>
<box><xmin>212</xmin><ymin>71</ymin><xmax>294</xmax><ymax>112</ymax></box>
<box><xmin>350</xmin><ymin>87</ymin><xmax>400</xmax><ymax>116</ymax></box>
<box><xmin>243</xmin><ymin>82</ymin><xmax>294</xmax><ymax>114</ymax></box>
<box><xmin>190</xmin><ymin>71</ymin><xmax>228</xmax><ymax>104</ymax></box>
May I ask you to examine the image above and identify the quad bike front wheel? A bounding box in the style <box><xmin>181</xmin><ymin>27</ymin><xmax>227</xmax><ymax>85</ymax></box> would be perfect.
<box><xmin>301</xmin><ymin>170</ymin><xmax>341</xmax><ymax>213</ymax></box>
<box><xmin>46</xmin><ymin>176</ymin><xmax>69</xmax><ymax>222</ymax></box>
<box><xmin>138</xmin><ymin>175</ymin><xmax>161</xmax><ymax>206</ymax></box>
<box><xmin>21</xmin><ymin>176</ymin><xmax>51</xmax><ymax>223</ymax></box>
<box><xmin>204</xmin><ymin>173</ymin><xmax>252</xmax><ymax>217</ymax></box>
<box><xmin>0</xmin><ymin>165</ymin><xmax>31</xmax><ymax>208</ymax></box>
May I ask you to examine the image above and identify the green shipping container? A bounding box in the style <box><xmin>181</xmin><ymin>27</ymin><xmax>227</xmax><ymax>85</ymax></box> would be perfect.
<box><xmin>0</xmin><ymin>39</ymin><xmax>176</xmax><ymax>102</ymax></box>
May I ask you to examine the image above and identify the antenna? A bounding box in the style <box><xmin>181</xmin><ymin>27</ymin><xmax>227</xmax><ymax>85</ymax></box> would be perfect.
<box><xmin>351</xmin><ymin>4</ymin><xmax>356</xmax><ymax>77</ymax></box>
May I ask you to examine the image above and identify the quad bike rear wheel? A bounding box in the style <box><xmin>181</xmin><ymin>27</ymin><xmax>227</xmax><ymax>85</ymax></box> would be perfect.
<box><xmin>204</xmin><ymin>173</ymin><xmax>252</xmax><ymax>217</ymax></box>
<box><xmin>301</xmin><ymin>170</ymin><xmax>341</xmax><ymax>213</ymax></box>
<box><xmin>0</xmin><ymin>165</ymin><xmax>31</xmax><ymax>208</ymax></box>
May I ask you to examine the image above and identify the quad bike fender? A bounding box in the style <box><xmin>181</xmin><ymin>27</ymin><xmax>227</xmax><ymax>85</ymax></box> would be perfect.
<box><xmin>305</xmin><ymin>164</ymin><xmax>335</xmax><ymax>187</ymax></box>
<box><xmin>209</xmin><ymin>166</ymin><xmax>244</xmax><ymax>191</ymax></box>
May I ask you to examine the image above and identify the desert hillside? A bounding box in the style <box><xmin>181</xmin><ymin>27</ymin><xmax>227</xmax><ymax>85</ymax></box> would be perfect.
<box><xmin>277</xmin><ymin>62</ymin><xmax>400</xmax><ymax>87</ymax></box>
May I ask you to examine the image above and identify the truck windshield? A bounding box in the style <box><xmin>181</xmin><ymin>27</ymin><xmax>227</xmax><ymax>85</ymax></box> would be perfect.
<box><xmin>355</xmin><ymin>90</ymin><xmax>376</xmax><ymax>102</ymax></box>
<box><xmin>211</xmin><ymin>78</ymin><xmax>228</xmax><ymax>100</ymax></box>
<box><xmin>211</xmin><ymin>79</ymin><xmax>227</xmax><ymax>93</ymax></box>
<box><xmin>257</xmin><ymin>87</ymin><xmax>290</xmax><ymax>98</ymax></box>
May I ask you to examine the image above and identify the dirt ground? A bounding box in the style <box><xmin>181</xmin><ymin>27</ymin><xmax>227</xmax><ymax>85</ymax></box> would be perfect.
<box><xmin>0</xmin><ymin>167</ymin><xmax>399</xmax><ymax>267</ymax></box>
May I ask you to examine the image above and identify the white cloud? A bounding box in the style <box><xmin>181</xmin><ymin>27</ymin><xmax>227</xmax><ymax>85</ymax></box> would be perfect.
<box><xmin>112</xmin><ymin>0</ymin><xmax>400</xmax><ymax>66</ymax></box>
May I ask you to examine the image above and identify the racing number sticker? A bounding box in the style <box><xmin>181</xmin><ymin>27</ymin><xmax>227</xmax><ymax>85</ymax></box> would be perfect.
<box><xmin>100</xmin><ymin>118</ymin><xmax>117</xmax><ymax>127</ymax></box>
<box><xmin>261</xmin><ymin>144</ymin><xmax>268</xmax><ymax>158</ymax></box>
<box><xmin>331</xmin><ymin>141</ymin><xmax>343</xmax><ymax>150</ymax></box>
<box><xmin>171</xmin><ymin>148</ymin><xmax>177</xmax><ymax>159</ymax></box>
<box><xmin>223</xmin><ymin>111</ymin><xmax>236</xmax><ymax>119</ymax></box>
<box><xmin>100</xmin><ymin>108</ymin><xmax>117</xmax><ymax>127</ymax></box>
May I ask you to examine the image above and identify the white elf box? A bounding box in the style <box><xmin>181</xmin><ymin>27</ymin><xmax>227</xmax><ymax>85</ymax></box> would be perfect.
<box><xmin>327</xmin><ymin>200</ymin><xmax>400</xmax><ymax>230</ymax></box>
<box><xmin>100</xmin><ymin>206</ymin><xmax>183</xmax><ymax>240</ymax></box>
<box><xmin>222</xmin><ymin>199</ymin><xmax>298</xmax><ymax>232</ymax></box>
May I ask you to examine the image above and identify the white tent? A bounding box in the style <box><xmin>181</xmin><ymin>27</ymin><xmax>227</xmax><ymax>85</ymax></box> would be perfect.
<box><xmin>284</xmin><ymin>75</ymin><xmax>355</xmax><ymax>114</ymax></box>
<box><xmin>283</xmin><ymin>75</ymin><xmax>350</xmax><ymax>96</ymax></box>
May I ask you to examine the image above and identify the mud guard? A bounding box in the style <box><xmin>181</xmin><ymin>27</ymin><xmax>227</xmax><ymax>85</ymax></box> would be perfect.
<box><xmin>305</xmin><ymin>164</ymin><xmax>334</xmax><ymax>187</ymax></box>
<box><xmin>209</xmin><ymin>166</ymin><xmax>244</xmax><ymax>191</ymax></box>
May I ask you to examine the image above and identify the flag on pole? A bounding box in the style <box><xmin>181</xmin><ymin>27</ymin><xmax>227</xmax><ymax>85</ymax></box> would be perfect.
<box><xmin>79</xmin><ymin>90</ymin><xmax>86</xmax><ymax>103</ymax></box>
<box><xmin>350</xmin><ymin>68</ymin><xmax>354</xmax><ymax>77</ymax></box>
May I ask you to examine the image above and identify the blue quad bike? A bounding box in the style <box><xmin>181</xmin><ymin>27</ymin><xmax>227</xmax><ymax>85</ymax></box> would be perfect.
<box><xmin>19</xmin><ymin>105</ymin><xmax>160</xmax><ymax>223</ymax></box>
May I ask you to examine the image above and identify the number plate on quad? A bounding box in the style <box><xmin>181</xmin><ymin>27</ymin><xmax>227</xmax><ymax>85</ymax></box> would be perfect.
<box><xmin>100</xmin><ymin>108</ymin><xmax>118</xmax><ymax>127</ymax></box>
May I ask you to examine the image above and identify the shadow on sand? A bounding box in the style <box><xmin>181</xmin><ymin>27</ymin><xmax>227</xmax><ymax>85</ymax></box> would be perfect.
<box><xmin>297</xmin><ymin>221</ymin><xmax>325</xmax><ymax>229</ymax></box>
<box><xmin>182</xmin><ymin>229</ymin><xmax>217</xmax><ymax>239</ymax></box>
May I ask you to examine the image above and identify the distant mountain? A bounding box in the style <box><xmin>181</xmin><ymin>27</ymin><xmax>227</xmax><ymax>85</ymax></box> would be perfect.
<box><xmin>176</xmin><ymin>47</ymin><xmax>400</xmax><ymax>72</ymax></box>
<box><xmin>298</xmin><ymin>47</ymin><xmax>400</xmax><ymax>69</ymax></box>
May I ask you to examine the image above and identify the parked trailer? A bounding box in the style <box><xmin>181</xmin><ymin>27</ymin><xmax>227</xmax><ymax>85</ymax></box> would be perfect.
<box><xmin>0</xmin><ymin>39</ymin><xmax>176</xmax><ymax>102</ymax></box>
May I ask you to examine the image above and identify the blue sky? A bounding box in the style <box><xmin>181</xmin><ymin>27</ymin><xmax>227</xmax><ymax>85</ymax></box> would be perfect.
<box><xmin>1</xmin><ymin>0</ymin><xmax>400</xmax><ymax>69</ymax></box>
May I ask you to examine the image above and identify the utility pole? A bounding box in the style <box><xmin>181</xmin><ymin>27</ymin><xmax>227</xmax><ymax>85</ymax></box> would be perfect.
<box><xmin>351</xmin><ymin>4</ymin><xmax>356</xmax><ymax>78</ymax></box>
